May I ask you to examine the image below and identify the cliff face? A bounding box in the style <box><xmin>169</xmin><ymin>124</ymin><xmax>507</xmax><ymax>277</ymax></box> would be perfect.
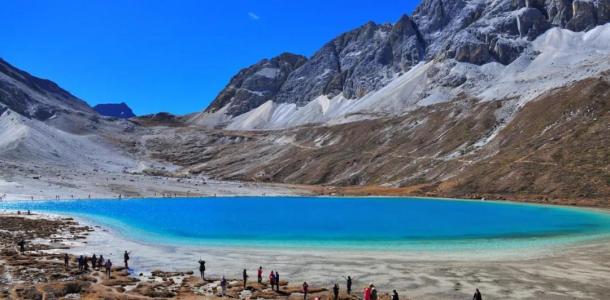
<box><xmin>194</xmin><ymin>0</ymin><xmax>610</xmax><ymax>129</ymax></box>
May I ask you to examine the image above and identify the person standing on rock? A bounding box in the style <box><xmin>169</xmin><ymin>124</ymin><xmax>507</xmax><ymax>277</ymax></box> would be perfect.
<box><xmin>363</xmin><ymin>284</ymin><xmax>371</xmax><ymax>300</ymax></box>
<box><xmin>473</xmin><ymin>288</ymin><xmax>483</xmax><ymax>300</ymax></box>
<box><xmin>17</xmin><ymin>239</ymin><xmax>25</xmax><ymax>253</ymax></box>
<box><xmin>91</xmin><ymin>254</ymin><xmax>97</xmax><ymax>270</ymax></box>
<box><xmin>333</xmin><ymin>283</ymin><xmax>340</xmax><ymax>300</ymax></box>
<box><xmin>392</xmin><ymin>290</ymin><xmax>399</xmax><ymax>300</ymax></box>
<box><xmin>370</xmin><ymin>285</ymin><xmax>378</xmax><ymax>300</ymax></box>
<box><xmin>64</xmin><ymin>253</ymin><xmax>69</xmax><ymax>270</ymax></box>
<box><xmin>105</xmin><ymin>259</ymin><xmax>112</xmax><ymax>278</ymax></box>
<box><xmin>269</xmin><ymin>271</ymin><xmax>275</xmax><ymax>290</ymax></box>
<box><xmin>98</xmin><ymin>255</ymin><xmax>104</xmax><ymax>270</ymax></box>
<box><xmin>221</xmin><ymin>276</ymin><xmax>227</xmax><ymax>296</ymax></box>
<box><xmin>123</xmin><ymin>250</ymin><xmax>131</xmax><ymax>269</ymax></box>
<box><xmin>346</xmin><ymin>276</ymin><xmax>352</xmax><ymax>295</ymax></box>
<box><xmin>198</xmin><ymin>260</ymin><xmax>206</xmax><ymax>280</ymax></box>
<box><xmin>243</xmin><ymin>269</ymin><xmax>248</xmax><ymax>289</ymax></box>
<box><xmin>275</xmin><ymin>271</ymin><xmax>280</xmax><ymax>291</ymax></box>
<box><xmin>258</xmin><ymin>266</ymin><xmax>263</xmax><ymax>283</ymax></box>
<box><xmin>302</xmin><ymin>282</ymin><xmax>309</xmax><ymax>300</ymax></box>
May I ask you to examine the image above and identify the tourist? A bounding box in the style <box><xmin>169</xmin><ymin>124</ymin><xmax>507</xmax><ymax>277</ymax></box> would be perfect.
<box><xmin>302</xmin><ymin>281</ymin><xmax>309</xmax><ymax>300</ymax></box>
<box><xmin>275</xmin><ymin>271</ymin><xmax>280</xmax><ymax>291</ymax></box>
<box><xmin>221</xmin><ymin>276</ymin><xmax>227</xmax><ymax>296</ymax></box>
<box><xmin>370</xmin><ymin>285</ymin><xmax>378</xmax><ymax>300</ymax></box>
<box><xmin>64</xmin><ymin>253</ymin><xmax>69</xmax><ymax>270</ymax></box>
<box><xmin>124</xmin><ymin>250</ymin><xmax>131</xmax><ymax>269</ymax></box>
<box><xmin>198</xmin><ymin>259</ymin><xmax>206</xmax><ymax>280</ymax></box>
<box><xmin>17</xmin><ymin>239</ymin><xmax>25</xmax><ymax>253</ymax></box>
<box><xmin>392</xmin><ymin>290</ymin><xmax>399</xmax><ymax>300</ymax></box>
<box><xmin>243</xmin><ymin>269</ymin><xmax>248</xmax><ymax>289</ymax></box>
<box><xmin>91</xmin><ymin>254</ymin><xmax>97</xmax><ymax>270</ymax></box>
<box><xmin>83</xmin><ymin>256</ymin><xmax>89</xmax><ymax>271</ymax></box>
<box><xmin>346</xmin><ymin>276</ymin><xmax>352</xmax><ymax>295</ymax></box>
<box><xmin>98</xmin><ymin>255</ymin><xmax>105</xmax><ymax>270</ymax></box>
<box><xmin>364</xmin><ymin>285</ymin><xmax>371</xmax><ymax>300</ymax></box>
<box><xmin>473</xmin><ymin>288</ymin><xmax>483</xmax><ymax>300</ymax></box>
<box><xmin>105</xmin><ymin>260</ymin><xmax>112</xmax><ymax>277</ymax></box>
<box><xmin>333</xmin><ymin>283</ymin><xmax>339</xmax><ymax>300</ymax></box>
<box><xmin>269</xmin><ymin>271</ymin><xmax>275</xmax><ymax>290</ymax></box>
<box><xmin>78</xmin><ymin>255</ymin><xmax>84</xmax><ymax>271</ymax></box>
<box><xmin>258</xmin><ymin>266</ymin><xmax>263</xmax><ymax>283</ymax></box>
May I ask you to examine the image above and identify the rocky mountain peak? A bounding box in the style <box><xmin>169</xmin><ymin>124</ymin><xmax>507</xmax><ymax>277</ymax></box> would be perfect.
<box><xmin>197</xmin><ymin>0</ymin><xmax>610</xmax><ymax>128</ymax></box>
<box><xmin>204</xmin><ymin>52</ymin><xmax>307</xmax><ymax>117</ymax></box>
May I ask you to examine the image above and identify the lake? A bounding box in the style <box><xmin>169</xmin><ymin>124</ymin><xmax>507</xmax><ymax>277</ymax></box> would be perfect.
<box><xmin>3</xmin><ymin>197</ymin><xmax>610</xmax><ymax>251</ymax></box>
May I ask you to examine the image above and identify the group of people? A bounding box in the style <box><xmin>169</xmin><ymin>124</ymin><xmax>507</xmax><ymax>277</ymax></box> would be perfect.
<box><xmin>62</xmin><ymin>250</ymin><xmax>131</xmax><ymax>278</ymax></box>
<box><xmin>70</xmin><ymin>253</ymin><xmax>113</xmax><ymax>277</ymax></box>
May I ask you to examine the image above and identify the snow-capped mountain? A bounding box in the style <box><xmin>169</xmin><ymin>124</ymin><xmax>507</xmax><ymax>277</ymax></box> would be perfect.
<box><xmin>191</xmin><ymin>0</ymin><xmax>610</xmax><ymax>130</ymax></box>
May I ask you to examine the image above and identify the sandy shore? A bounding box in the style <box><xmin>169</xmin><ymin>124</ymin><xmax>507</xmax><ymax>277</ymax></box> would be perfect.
<box><xmin>0</xmin><ymin>160</ymin><xmax>310</xmax><ymax>201</ymax></box>
<box><xmin>31</xmin><ymin>211</ymin><xmax>610</xmax><ymax>300</ymax></box>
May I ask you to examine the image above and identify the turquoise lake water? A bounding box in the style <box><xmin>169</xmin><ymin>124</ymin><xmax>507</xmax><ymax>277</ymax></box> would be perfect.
<box><xmin>3</xmin><ymin>197</ymin><xmax>610</xmax><ymax>251</ymax></box>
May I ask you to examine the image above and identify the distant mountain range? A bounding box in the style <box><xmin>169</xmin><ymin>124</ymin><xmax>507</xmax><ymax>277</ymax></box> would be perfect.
<box><xmin>93</xmin><ymin>103</ymin><xmax>136</xmax><ymax>119</ymax></box>
<box><xmin>1</xmin><ymin>0</ymin><xmax>609</xmax><ymax>204</ymax></box>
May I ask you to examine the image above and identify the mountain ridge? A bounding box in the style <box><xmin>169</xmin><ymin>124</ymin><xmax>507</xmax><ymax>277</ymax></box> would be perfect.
<box><xmin>193</xmin><ymin>0</ymin><xmax>610</xmax><ymax>130</ymax></box>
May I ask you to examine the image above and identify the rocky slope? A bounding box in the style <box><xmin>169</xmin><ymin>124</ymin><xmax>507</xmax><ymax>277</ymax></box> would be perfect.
<box><xmin>0</xmin><ymin>58</ymin><xmax>139</xmax><ymax>171</ymax></box>
<box><xmin>192</xmin><ymin>0</ymin><xmax>610</xmax><ymax>130</ymax></box>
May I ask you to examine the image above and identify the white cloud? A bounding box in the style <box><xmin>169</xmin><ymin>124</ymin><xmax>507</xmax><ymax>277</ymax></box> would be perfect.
<box><xmin>248</xmin><ymin>12</ymin><xmax>260</xmax><ymax>21</ymax></box>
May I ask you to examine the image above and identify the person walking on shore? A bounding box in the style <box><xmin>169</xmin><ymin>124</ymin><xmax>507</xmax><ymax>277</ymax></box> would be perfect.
<box><xmin>91</xmin><ymin>254</ymin><xmax>97</xmax><ymax>270</ymax></box>
<box><xmin>275</xmin><ymin>271</ymin><xmax>280</xmax><ymax>291</ymax></box>
<box><xmin>198</xmin><ymin>260</ymin><xmax>206</xmax><ymax>280</ymax></box>
<box><xmin>392</xmin><ymin>290</ymin><xmax>399</xmax><ymax>300</ymax></box>
<box><xmin>243</xmin><ymin>269</ymin><xmax>248</xmax><ymax>289</ymax></box>
<box><xmin>333</xmin><ymin>283</ymin><xmax>340</xmax><ymax>300</ymax></box>
<box><xmin>123</xmin><ymin>251</ymin><xmax>131</xmax><ymax>270</ymax></box>
<box><xmin>105</xmin><ymin>260</ymin><xmax>112</xmax><ymax>278</ymax></box>
<box><xmin>83</xmin><ymin>256</ymin><xmax>89</xmax><ymax>271</ymax></box>
<box><xmin>98</xmin><ymin>255</ymin><xmax>104</xmax><ymax>270</ymax></box>
<box><xmin>302</xmin><ymin>282</ymin><xmax>309</xmax><ymax>300</ymax></box>
<box><xmin>346</xmin><ymin>276</ymin><xmax>352</xmax><ymax>295</ymax></box>
<box><xmin>77</xmin><ymin>255</ymin><xmax>84</xmax><ymax>271</ymax></box>
<box><xmin>269</xmin><ymin>271</ymin><xmax>275</xmax><ymax>290</ymax></box>
<box><xmin>258</xmin><ymin>266</ymin><xmax>263</xmax><ymax>283</ymax></box>
<box><xmin>64</xmin><ymin>253</ymin><xmax>69</xmax><ymax>270</ymax></box>
<box><xmin>221</xmin><ymin>276</ymin><xmax>227</xmax><ymax>296</ymax></box>
<box><xmin>473</xmin><ymin>288</ymin><xmax>483</xmax><ymax>300</ymax></box>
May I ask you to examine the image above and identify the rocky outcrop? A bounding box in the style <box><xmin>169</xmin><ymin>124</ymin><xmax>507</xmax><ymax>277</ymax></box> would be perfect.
<box><xmin>93</xmin><ymin>102</ymin><xmax>136</xmax><ymax>119</ymax></box>
<box><xmin>205</xmin><ymin>53</ymin><xmax>307</xmax><ymax>116</ymax></box>
<box><xmin>275</xmin><ymin>16</ymin><xmax>426</xmax><ymax>104</ymax></box>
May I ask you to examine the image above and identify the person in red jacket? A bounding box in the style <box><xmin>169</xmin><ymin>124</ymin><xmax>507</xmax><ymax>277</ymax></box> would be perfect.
<box><xmin>269</xmin><ymin>271</ymin><xmax>276</xmax><ymax>290</ymax></box>
<box><xmin>364</xmin><ymin>284</ymin><xmax>372</xmax><ymax>300</ymax></box>
<box><xmin>258</xmin><ymin>266</ymin><xmax>263</xmax><ymax>283</ymax></box>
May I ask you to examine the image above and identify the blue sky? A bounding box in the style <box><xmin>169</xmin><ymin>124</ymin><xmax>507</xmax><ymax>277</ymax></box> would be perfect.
<box><xmin>0</xmin><ymin>1</ymin><xmax>418</xmax><ymax>115</ymax></box>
